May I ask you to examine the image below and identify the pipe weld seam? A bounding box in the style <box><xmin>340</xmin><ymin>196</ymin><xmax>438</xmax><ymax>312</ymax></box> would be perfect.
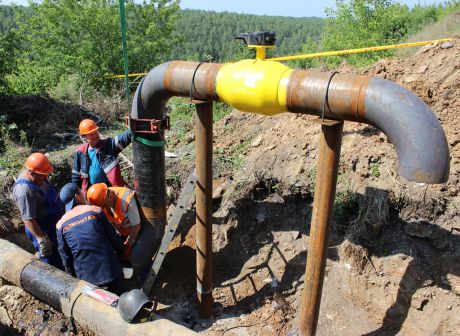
<box><xmin>190</xmin><ymin>62</ymin><xmax>205</xmax><ymax>102</ymax></box>
<box><xmin>322</xmin><ymin>71</ymin><xmax>338</xmax><ymax>121</ymax></box>
<box><xmin>70</xmin><ymin>291</ymin><xmax>83</xmax><ymax>318</ymax></box>
<box><xmin>17</xmin><ymin>257</ymin><xmax>38</xmax><ymax>288</ymax></box>
<box><xmin>196</xmin><ymin>287</ymin><xmax>213</xmax><ymax>295</ymax></box>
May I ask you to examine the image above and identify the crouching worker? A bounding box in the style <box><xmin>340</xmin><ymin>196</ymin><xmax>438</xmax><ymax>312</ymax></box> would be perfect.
<box><xmin>86</xmin><ymin>183</ymin><xmax>159</xmax><ymax>284</ymax></box>
<box><xmin>56</xmin><ymin>183</ymin><xmax>125</xmax><ymax>294</ymax></box>
<box><xmin>12</xmin><ymin>153</ymin><xmax>64</xmax><ymax>269</ymax></box>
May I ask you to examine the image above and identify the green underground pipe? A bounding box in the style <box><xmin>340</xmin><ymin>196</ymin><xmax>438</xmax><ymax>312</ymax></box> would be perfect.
<box><xmin>0</xmin><ymin>238</ymin><xmax>197</xmax><ymax>336</ymax></box>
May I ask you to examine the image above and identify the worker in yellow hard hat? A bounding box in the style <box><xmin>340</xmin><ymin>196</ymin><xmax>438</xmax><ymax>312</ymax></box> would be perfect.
<box><xmin>72</xmin><ymin>119</ymin><xmax>132</xmax><ymax>194</ymax></box>
<box><xmin>86</xmin><ymin>183</ymin><xmax>158</xmax><ymax>284</ymax></box>
<box><xmin>12</xmin><ymin>153</ymin><xmax>64</xmax><ymax>269</ymax></box>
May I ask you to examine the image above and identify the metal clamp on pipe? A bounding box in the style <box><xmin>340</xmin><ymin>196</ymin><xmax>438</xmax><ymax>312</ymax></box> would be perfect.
<box><xmin>125</xmin><ymin>115</ymin><xmax>170</xmax><ymax>134</ymax></box>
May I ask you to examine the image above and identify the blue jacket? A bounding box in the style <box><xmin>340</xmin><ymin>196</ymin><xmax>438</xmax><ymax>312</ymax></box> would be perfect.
<box><xmin>56</xmin><ymin>205</ymin><xmax>124</xmax><ymax>286</ymax></box>
<box><xmin>71</xmin><ymin>130</ymin><xmax>132</xmax><ymax>194</ymax></box>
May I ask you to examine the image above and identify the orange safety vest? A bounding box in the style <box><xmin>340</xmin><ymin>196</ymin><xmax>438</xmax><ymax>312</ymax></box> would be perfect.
<box><xmin>103</xmin><ymin>187</ymin><xmax>135</xmax><ymax>236</ymax></box>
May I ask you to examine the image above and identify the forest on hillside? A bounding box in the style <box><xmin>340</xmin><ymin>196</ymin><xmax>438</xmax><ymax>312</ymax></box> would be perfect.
<box><xmin>169</xmin><ymin>10</ymin><xmax>324</xmax><ymax>61</ymax></box>
<box><xmin>0</xmin><ymin>0</ymin><xmax>458</xmax><ymax>99</ymax></box>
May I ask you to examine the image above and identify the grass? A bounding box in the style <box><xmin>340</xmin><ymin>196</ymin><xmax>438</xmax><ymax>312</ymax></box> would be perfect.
<box><xmin>165</xmin><ymin>98</ymin><xmax>232</xmax><ymax>146</ymax></box>
<box><xmin>369</xmin><ymin>162</ymin><xmax>381</xmax><ymax>178</ymax></box>
<box><xmin>214</xmin><ymin>139</ymin><xmax>250</xmax><ymax>175</ymax></box>
<box><xmin>397</xmin><ymin>10</ymin><xmax>460</xmax><ymax>58</ymax></box>
<box><xmin>0</xmin><ymin>116</ymin><xmax>31</xmax><ymax>179</ymax></box>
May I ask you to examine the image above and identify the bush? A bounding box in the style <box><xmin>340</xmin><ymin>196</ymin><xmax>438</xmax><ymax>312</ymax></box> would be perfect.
<box><xmin>0</xmin><ymin>30</ymin><xmax>17</xmax><ymax>95</ymax></box>
<box><xmin>7</xmin><ymin>62</ymin><xmax>57</xmax><ymax>95</ymax></box>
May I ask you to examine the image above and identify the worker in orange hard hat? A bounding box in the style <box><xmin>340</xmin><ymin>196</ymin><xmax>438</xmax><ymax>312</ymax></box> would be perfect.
<box><xmin>12</xmin><ymin>153</ymin><xmax>64</xmax><ymax>269</ymax></box>
<box><xmin>87</xmin><ymin>183</ymin><xmax>141</xmax><ymax>253</ymax></box>
<box><xmin>72</xmin><ymin>118</ymin><xmax>132</xmax><ymax>195</ymax></box>
<box><xmin>87</xmin><ymin>183</ymin><xmax>158</xmax><ymax>284</ymax></box>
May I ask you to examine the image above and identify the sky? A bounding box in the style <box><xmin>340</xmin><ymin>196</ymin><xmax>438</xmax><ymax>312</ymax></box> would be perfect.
<box><xmin>179</xmin><ymin>0</ymin><xmax>447</xmax><ymax>18</ymax></box>
<box><xmin>1</xmin><ymin>0</ymin><xmax>449</xmax><ymax>18</ymax></box>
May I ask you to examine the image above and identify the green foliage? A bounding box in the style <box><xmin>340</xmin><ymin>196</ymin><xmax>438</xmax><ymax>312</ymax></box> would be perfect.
<box><xmin>48</xmin><ymin>74</ymin><xmax>84</xmax><ymax>101</ymax></box>
<box><xmin>0</xmin><ymin>1</ymin><xmax>457</xmax><ymax>98</ymax></box>
<box><xmin>125</xmin><ymin>0</ymin><xmax>180</xmax><ymax>70</ymax></box>
<box><xmin>287</xmin><ymin>36</ymin><xmax>321</xmax><ymax>69</ymax></box>
<box><xmin>214</xmin><ymin>139</ymin><xmax>249</xmax><ymax>174</ymax></box>
<box><xmin>8</xmin><ymin>0</ymin><xmax>179</xmax><ymax>95</ymax></box>
<box><xmin>170</xmin><ymin>10</ymin><xmax>324</xmax><ymax>62</ymax></box>
<box><xmin>322</xmin><ymin>0</ymin><xmax>447</xmax><ymax>66</ymax></box>
<box><xmin>0</xmin><ymin>30</ymin><xmax>18</xmax><ymax>95</ymax></box>
<box><xmin>7</xmin><ymin>62</ymin><xmax>57</xmax><ymax>95</ymax></box>
<box><xmin>166</xmin><ymin>97</ymin><xmax>194</xmax><ymax>142</ymax></box>
<box><xmin>165</xmin><ymin>98</ymin><xmax>232</xmax><ymax>145</ymax></box>
<box><xmin>397</xmin><ymin>7</ymin><xmax>460</xmax><ymax>57</ymax></box>
<box><xmin>213</xmin><ymin>102</ymin><xmax>232</xmax><ymax>122</ymax></box>
<box><xmin>0</xmin><ymin>115</ymin><xmax>30</xmax><ymax>175</ymax></box>
<box><xmin>369</xmin><ymin>162</ymin><xmax>380</xmax><ymax>177</ymax></box>
<box><xmin>334</xmin><ymin>188</ymin><xmax>359</xmax><ymax>220</ymax></box>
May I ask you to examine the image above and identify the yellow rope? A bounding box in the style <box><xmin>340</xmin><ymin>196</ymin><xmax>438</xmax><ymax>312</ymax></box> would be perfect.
<box><xmin>105</xmin><ymin>72</ymin><xmax>147</xmax><ymax>79</ymax></box>
<box><xmin>105</xmin><ymin>38</ymin><xmax>453</xmax><ymax>78</ymax></box>
<box><xmin>269</xmin><ymin>38</ymin><xmax>452</xmax><ymax>61</ymax></box>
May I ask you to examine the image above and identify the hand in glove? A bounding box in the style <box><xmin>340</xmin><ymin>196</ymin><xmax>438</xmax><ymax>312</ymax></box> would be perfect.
<box><xmin>37</xmin><ymin>235</ymin><xmax>54</xmax><ymax>257</ymax></box>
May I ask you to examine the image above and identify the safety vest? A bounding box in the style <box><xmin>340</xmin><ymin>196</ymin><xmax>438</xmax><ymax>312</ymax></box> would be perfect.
<box><xmin>103</xmin><ymin>187</ymin><xmax>135</xmax><ymax>236</ymax></box>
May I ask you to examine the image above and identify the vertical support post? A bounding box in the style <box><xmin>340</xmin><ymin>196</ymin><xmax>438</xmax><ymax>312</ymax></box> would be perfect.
<box><xmin>118</xmin><ymin>0</ymin><xmax>130</xmax><ymax>111</ymax></box>
<box><xmin>194</xmin><ymin>101</ymin><xmax>214</xmax><ymax>318</ymax></box>
<box><xmin>299</xmin><ymin>120</ymin><xmax>344</xmax><ymax>336</ymax></box>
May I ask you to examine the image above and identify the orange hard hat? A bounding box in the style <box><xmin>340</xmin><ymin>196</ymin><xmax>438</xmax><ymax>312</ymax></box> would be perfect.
<box><xmin>87</xmin><ymin>183</ymin><xmax>108</xmax><ymax>207</ymax></box>
<box><xmin>79</xmin><ymin>119</ymin><xmax>99</xmax><ymax>135</ymax></box>
<box><xmin>24</xmin><ymin>153</ymin><xmax>53</xmax><ymax>175</ymax></box>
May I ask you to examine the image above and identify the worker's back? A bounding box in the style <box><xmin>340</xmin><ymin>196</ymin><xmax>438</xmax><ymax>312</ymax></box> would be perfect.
<box><xmin>56</xmin><ymin>205</ymin><xmax>124</xmax><ymax>286</ymax></box>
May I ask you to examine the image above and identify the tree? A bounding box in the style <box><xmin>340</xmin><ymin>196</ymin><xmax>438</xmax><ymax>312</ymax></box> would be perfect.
<box><xmin>0</xmin><ymin>30</ymin><xmax>17</xmax><ymax>95</ymax></box>
<box><xmin>322</xmin><ymin>0</ymin><xmax>411</xmax><ymax>65</ymax></box>
<box><xmin>11</xmin><ymin>0</ymin><xmax>179</xmax><ymax>94</ymax></box>
<box><xmin>288</xmin><ymin>36</ymin><xmax>321</xmax><ymax>69</ymax></box>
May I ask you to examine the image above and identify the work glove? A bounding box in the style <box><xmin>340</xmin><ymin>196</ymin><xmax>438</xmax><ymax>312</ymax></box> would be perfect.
<box><xmin>37</xmin><ymin>235</ymin><xmax>54</xmax><ymax>257</ymax></box>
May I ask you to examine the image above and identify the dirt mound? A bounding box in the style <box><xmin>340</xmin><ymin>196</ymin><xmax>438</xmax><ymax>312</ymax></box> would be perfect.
<box><xmin>0</xmin><ymin>95</ymin><xmax>91</xmax><ymax>151</ymax></box>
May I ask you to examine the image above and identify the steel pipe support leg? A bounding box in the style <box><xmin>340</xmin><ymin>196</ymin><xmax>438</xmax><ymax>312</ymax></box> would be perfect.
<box><xmin>194</xmin><ymin>102</ymin><xmax>214</xmax><ymax>318</ymax></box>
<box><xmin>299</xmin><ymin>120</ymin><xmax>344</xmax><ymax>336</ymax></box>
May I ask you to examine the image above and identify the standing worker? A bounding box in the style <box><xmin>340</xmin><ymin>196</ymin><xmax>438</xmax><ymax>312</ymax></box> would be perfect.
<box><xmin>12</xmin><ymin>153</ymin><xmax>64</xmax><ymax>269</ymax></box>
<box><xmin>56</xmin><ymin>183</ymin><xmax>126</xmax><ymax>294</ymax></box>
<box><xmin>72</xmin><ymin>119</ymin><xmax>132</xmax><ymax>194</ymax></box>
<box><xmin>86</xmin><ymin>183</ymin><xmax>160</xmax><ymax>284</ymax></box>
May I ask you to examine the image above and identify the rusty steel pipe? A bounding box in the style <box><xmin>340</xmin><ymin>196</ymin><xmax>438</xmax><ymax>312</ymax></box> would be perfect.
<box><xmin>133</xmin><ymin>63</ymin><xmax>448</xmax><ymax>185</ymax></box>
<box><xmin>194</xmin><ymin>102</ymin><xmax>214</xmax><ymax>318</ymax></box>
<box><xmin>299</xmin><ymin>121</ymin><xmax>344</xmax><ymax>336</ymax></box>
<box><xmin>130</xmin><ymin>62</ymin><xmax>222</xmax><ymax>266</ymax></box>
<box><xmin>131</xmin><ymin>60</ymin><xmax>449</xmax><ymax>332</ymax></box>
<box><xmin>285</xmin><ymin>70</ymin><xmax>449</xmax><ymax>183</ymax></box>
<box><xmin>0</xmin><ymin>239</ymin><xmax>197</xmax><ymax>336</ymax></box>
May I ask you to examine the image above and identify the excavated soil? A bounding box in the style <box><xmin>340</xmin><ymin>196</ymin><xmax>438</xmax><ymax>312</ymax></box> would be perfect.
<box><xmin>0</xmin><ymin>38</ymin><xmax>459</xmax><ymax>335</ymax></box>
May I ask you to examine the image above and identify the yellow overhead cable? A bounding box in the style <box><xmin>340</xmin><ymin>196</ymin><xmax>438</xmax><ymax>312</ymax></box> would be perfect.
<box><xmin>269</xmin><ymin>38</ymin><xmax>452</xmax><ymax>61</ymax></box>
<box><xmin>106</xmin><ymin>38</ymin><xmax>453</xmax><ymax>78</ymax></box>
<box><xmin>105</xmin><ymin>72</ymin><xmax>147</xmax><ymax>79</ymax></box>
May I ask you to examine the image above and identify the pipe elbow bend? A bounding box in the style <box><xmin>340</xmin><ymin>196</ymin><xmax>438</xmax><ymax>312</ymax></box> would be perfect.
<box><xmin>363</xmin><ymin>77</ymin><xmax>449</xmax><ymax>183</ymax></box>
<box><xmin>131</xmin><ymin>62</ymin><xmax>172</xmax><ymax>120</ymax></box>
